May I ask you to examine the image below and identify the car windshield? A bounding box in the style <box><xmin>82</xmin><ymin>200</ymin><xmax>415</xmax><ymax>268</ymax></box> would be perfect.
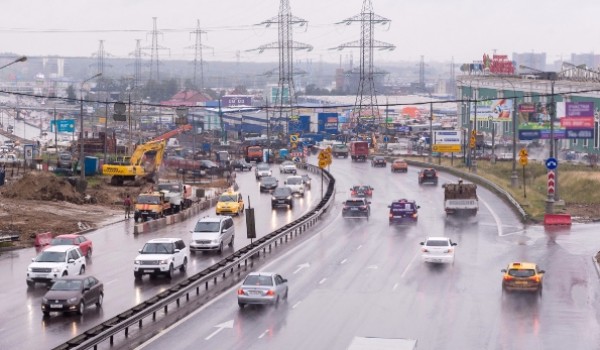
<box><xmin>51</xmin><ymin>237</ymin><xmax>75</xmax><ymax>245</ymax></box>
<box><xmin>257</xmin><ymin>164</ymin><xmax>269</xmax><ymax>170</ymax></box>
<box><xmin>286</xmin><ymin>178</ymin><xmax>302</xmax><ymax>185</ymax></box>
<box><xmin>274</xmin><ymin>188</ymin><xmax>291</xmax><ymax>196</ymax></box>
<box><xmin>345</xmin><ymin>200</ymin><xmax>365</xmax><ymax>207</ymax></box>
<box><xmin>35</xmin><ymin>251</ymin><xmax>66</xmax><ymax>263</ymax></box>
<box><xmin>423</xmin><ymin>170</ymin><xmax>436</xmax><ymax>177</ymax></box>
<box><xmin>158</xmin><ymin>184</ymin><xmax>179</xmax><ymax>192</ymax></box>
<box><xmin>508</xmin><ymin>269</ymin><xmax>536</xmax><ymax>277</ymax></box>
<box><xmin>137</xmin><ymin>195</ymin><xmax>160</xmax><ymax>204</ymax></box>
<box><xmin>141</xmin><ymin>243</ymin><xmax>174</xmax><ymax>254</ymax></box>
<box><xmin>426</xmin><ymin>240</ymin><xmax>450</xmax><ymax>247</ymax></box>
<box><xmin>262</xmin><ymin>177</ymin><xmax>277</xmax><ymax>184</ymax></box>
<box><xmin>219</xmin><ymin>194</ymin><xmax>237</xmax><ymax>202</ymax></box>
<box><xmin>243</xmin><ymin>275</ymin><xmax>274</xmax><ymax>286</ymax></box>
<box><xmin>51</xmin><ymin>279</ymin><xmax>83</xmax><ymax>291</ymax></box>
<box><xmin>391</xmin><ymin>203</ymin><xmax>415</xmax><ymax>212</ymax></box>
<box><xmin>194</xmin><ymin>221</ymin><xmax>220</xmax><ymax>232</ymax></box>
<box><xmin>283</xmin><ymin>162</ymin><xmax>295</xmax><ymax>167</ymax></box>
<box><xmin>354</xmin><ymin>186</ymin><xmax>370</xmax><ymax>192</ymax></box>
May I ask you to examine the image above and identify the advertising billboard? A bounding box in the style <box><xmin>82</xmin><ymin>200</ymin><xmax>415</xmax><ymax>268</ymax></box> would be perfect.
<box><xmin>317</xmin><ymin>113</ymin><xmax>339</xmax><ymax>134</ymax></box>
<box><xmin>50</xmin><ymin>119</ymin><xmax>76</xmax><ymax>133</ymax></box>
<box><xmin>518</xmin><ymin>101</ymin><xmax>594</xmax><ymax>140</ymax></box>
<box><xmin>288</xmin><ymin>115</ymin><xmax>310</xmax><ymax>134</ymax></box>
<box><xmin>222</xmin><ymin>95</ymin><xmax>252</xmax><ymax>108</ymax></box>
<box><xmin>469</xmin><ymin>99</ymin><xmax>513</xmax><ymax>122</ymax></box>
<box><xmin>432</xmin><ymin>130</ymin><xmax>462</xmax><ymax>153</ymax></box>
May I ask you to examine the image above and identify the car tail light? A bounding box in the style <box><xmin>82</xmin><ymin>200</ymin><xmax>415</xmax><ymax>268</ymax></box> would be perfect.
<box><xmin>266</xmin><ymin>290</ymin><xmax>275</xmax><ymax>296</ymax></box>
<box><xmin>421</xmin><ymin>248</ymin><xmax>428</xmax><ymax>253</ymax></box>
<box><xmin>237</xmin><ymin>289</ymin><xmax>245</xmax><ymax>295</ymax></box>
<box><xmin>360</xmin><ymin>206</ymin><xmax>367</xmax><ymax>210</ymax></box>
<box><xmin>503</xmin><ymin>275</ymin><xmax>513</xmax><ymax>281</ymax></box>
<box><xmin>412</xmin><ymin>213</ymin><xmax>417</xmax><ymax>218</ymax></box>
<box><xmin>389</xmin><ymin>213</ymin><xmax>393</xmax><ymax>218</ymax></box>
<box><xmin>531</xmin><ymin>276</ymin><xmax>541</xmax><ymax>283</ymax></box>
<box><xmin>444</xmin><ymin>248</ymin><xmax>454</xmax><ymax>253</ymax></box>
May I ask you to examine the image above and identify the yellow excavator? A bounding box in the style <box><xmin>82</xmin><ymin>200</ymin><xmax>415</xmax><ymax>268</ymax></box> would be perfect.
<box><xmin>102</xmin><ymin>140</ymin><xmax>166</xmax><ymax>186</ymax></box>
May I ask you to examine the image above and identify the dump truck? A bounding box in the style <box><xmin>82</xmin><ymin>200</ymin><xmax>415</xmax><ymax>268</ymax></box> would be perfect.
<box><xmin>245</xmin><ymin>145</ymin><xmax>263</xmax><ymax>163</ymax></box>
<box><xmin>133</xmin><ymin>191</ymin><xmax>171</xmax><ymax>222</ymax></box>
<box><xmin>443</xmin><ymin>180</ymin><xmax>478</xmax><ymax>216</ymax></box>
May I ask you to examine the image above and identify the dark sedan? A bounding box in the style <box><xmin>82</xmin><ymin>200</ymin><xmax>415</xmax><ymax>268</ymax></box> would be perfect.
<box><xmin>41</xmin><ymin>276</ymin><xmax>103</xmax><ymax>317</ymax></box>
<box><xmin>232</xmin><ymin>159</ymin><xmax>253</xmax><ymax>171</ymax></box>
<box><xmin>271</xmin><ymin>187</ymin><xmax>293</xmax><ymax>209</ymax></box>
<box><xmin>260</xmin><ymin>176</ymin><xmax>279</xmax><ymax>192</ymax></box>
<box><xmin>371</xmin><ymin>156</ymin><xmax>387</xmax><ymax>167</ymax></box>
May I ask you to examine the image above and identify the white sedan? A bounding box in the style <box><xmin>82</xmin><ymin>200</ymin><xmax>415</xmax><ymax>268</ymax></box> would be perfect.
<box><xmin>279</xmin><ymin>161</ymin><xmax>297</xmax><ymax>174</ymax></box>
<box><xmin>420</xmin><ymin>237</ymin><xmax>457</xmax><ymax>264</ymax></box>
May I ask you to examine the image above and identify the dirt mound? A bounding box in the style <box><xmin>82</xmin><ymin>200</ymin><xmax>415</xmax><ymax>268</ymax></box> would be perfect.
<box><xmin>1</xmin><ymin>172</ymin><xmax>83</xmax><ymax>204</ymax></box>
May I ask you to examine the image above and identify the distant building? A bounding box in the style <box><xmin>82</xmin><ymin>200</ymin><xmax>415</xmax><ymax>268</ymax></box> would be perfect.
<box><xmin>512</xmin><ymin>52</ymin><xmax>546</xmax><ymax>72</ymax></box>
<box><xmin>160</xmin><ymin>90</ymin><xmax>211</xmax><ymax>107</ymax></box>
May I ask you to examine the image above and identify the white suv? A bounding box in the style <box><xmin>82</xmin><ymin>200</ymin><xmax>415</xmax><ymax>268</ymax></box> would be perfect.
<box><xmin>189</xmin><ymin>216</ymin><xmax>235</xmax><ymax>254</ymax></box>
<box><xmin>27</xmin><ymin>246</ymin><xmax>86</xmax><ymax>288</ymax></box>
<box><xmin>284</xmin><ymin>175</ymin><xmax>305</xmax><ymax>196</ymax></box>
<box><xmin>134</xmin><ymin>238</ymin><xmax>189</xmax><ymax>279</ymax></box>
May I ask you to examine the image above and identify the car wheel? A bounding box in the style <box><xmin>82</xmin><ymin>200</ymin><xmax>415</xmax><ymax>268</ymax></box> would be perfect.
<box><xmin>96</xmin><ymin>293</ymin><xmax>103</xmax><ymax>308</ymax></box>
<box><xmin>538</xmin><ymin>287</ymin><xmax>543</xmax><ymax>297</ymax></box>
<box><xmin>284</xmin><ymin>288</ymin><xmax>289</xmax><ymax>300</ymax></box>
<box><xmin>166</xmin><ymin>264</ymin><xmax>174</xmax><ymax>279</ymax></box>
<box><xmin>86</xmin><ymin>248</ymin><xmax>92</xmax><ymax>258</ymax></box>
<box><xmin>26</xmin><ymin>281</ymin><xmax>35</xmax><ymax>288</ymax></box>
<box><xmin>238</xmin><ymin>302</ymin><xmax>245</xmax><ymax>309</ymax></box>
<box><xmin>42</xmin><ymin>311</ymin><xmax>50</xmax><ymax>317</ymax></box>
<box><xmin>228</xmin><ymin>235</ymin><xmax>235</xmax><ymax>247</ymax></box>
<box><xmin>180</xmin><ymin>258</ymin><xmax>188</xmax><ymax>272</ymax></box>
<box><xmin>217</xmin><ymin>242</ymin><xmax>223</xmax><ymax>254</ymax></box>
<box><xmin>62</xmin><ymin>271</ymin><xmax>68</xmax><ymax>277</ymax></box>
<box><xmin>274</xmin><ymin>296</ymin><xmax>280</xmax><ymax>307</ymax></box>
<box><xmin>79</xmin><ymin>265</ymin><xmax>85</xmax><ymax>275</ymax></box>
<box><xmin>77</xmin><ymin>301</ymin><xmax>85</xmax><ymax>315</ymax></box>
<box><xmin>134</xmin><ymin>271</ymin><xmax>142</xmax><ymax>279</ymax></box>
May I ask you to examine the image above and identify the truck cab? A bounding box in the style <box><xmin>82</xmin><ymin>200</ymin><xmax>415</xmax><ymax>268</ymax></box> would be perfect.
<box><xmin>134</xmin><ymin>192</ymin><xmax>171</xmax><ymax>222</ymax></box>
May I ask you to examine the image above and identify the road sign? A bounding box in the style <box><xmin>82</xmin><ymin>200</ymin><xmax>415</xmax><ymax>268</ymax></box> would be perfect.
<box><xmin>519</xmin><ymin>148</ymin><xmax>528</xmax><ymax>157</ymax></box>
<box><xmin>318</xmin><ymin>150</ymin><xmax>332</xmax><ymax>164</ymax></box>
<box><xmin>545</xmin><ymin>157</ymin><xmax>558</xmax><ymax>170</ymax></box>
<box><xmin>519</xmin><ymin>157</ymin><xmax>528</xmax><ymax>166</ymax></box>
<box><xmin>432</xmin><ymin>144</ymin><xmax>461</xmax><ymax>153</ymax></box>
<box><xmin>293</xmin><ymin>157</ymin><xmax>301</xmax><ymax>163</ymax></box>
<box><xmin>383</xmin><ymin>136</ymin><xmax>389</xmax><ymax>143</ymax></box>
<box><xmin>469</xmin><ymin>136</ymin><xmax>476</xmax><ymax>149</ymax></box>
<box><xmin>290</xmin><ymin>134</ymin><xmax>299</xmax><ymax>143</ymax></box>
<box><xmin>547</xmin><ymin>171</ymin><xmax>555</xmax><ymax>195</ymax></box>
<box><xmin>318</xmin><ymin>159</ymin><xmax>328</xmax><ymax>169</ymax></box>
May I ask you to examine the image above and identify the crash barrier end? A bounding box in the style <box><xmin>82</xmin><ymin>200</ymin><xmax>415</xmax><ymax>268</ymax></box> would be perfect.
<box><xmin>35</xmin><ymin>232</ymin><xmax>52</xmax><ymax>247</ymax></box>
<box><xmin>544</xmin><ymin>213</ymin><xmax>572</xmax><ymax>226</ymax></box>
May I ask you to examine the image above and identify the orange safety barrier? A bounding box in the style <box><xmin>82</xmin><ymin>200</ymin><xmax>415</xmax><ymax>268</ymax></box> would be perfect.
<box><xmin>34</xmin><ymin>232</ymin><xmax>53</xmax><ymax>246</ymax></box>
<box><xmin>544</xmin><ymin>214</ymin><xmax>572</xmax><ymax>226</ymax></box>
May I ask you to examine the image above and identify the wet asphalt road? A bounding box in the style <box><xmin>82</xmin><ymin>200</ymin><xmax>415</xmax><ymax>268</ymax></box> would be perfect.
<box><xmin>135</xmin><ymin>158</ymin><xmax>600</xmax><ymax>350</ymax></box>
<box><xmin>0</xmin><ymin>165</ymin><xmax>320</xmax><ymax>350</ymax></box>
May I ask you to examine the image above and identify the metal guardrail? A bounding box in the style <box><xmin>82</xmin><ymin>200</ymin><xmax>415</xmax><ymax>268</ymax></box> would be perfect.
<box><xmin>53</xmin><ymin>164</ymin><xmax>335</xmax><ymax>350</ymax></box>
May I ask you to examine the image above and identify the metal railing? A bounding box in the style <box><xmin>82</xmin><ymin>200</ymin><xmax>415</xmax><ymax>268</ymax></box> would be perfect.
<box><xmin>52</xmin><ymin>164</ymin><xmax>335</xmax><ymax>350</ymax></box>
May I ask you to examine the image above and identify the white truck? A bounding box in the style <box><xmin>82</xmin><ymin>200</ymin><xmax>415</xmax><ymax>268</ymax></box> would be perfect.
<box><xmin>443</xmin><ymin>180</ymin><xmax>478</xmax><ymax>216</ymax></box>
<box><xmin>158</xmin><ymin>182</ymin><xmax>186</xmax><ymax>213</ymax></box>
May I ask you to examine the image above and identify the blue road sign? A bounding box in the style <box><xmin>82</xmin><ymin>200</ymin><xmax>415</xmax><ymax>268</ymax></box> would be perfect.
<box><xmin>293</xmin><ymin>157</ymin><xmax>301</xmax><ymax>163</ymax></box>
<box><xmin>545</xmin><ymin>157</ymin><xmax>558</xmax><ymax>170</ymax></box>
<box><xmin>383</xmin><ymin>136</ymin><xmax>389</xmax><ymax>143</ymax></box>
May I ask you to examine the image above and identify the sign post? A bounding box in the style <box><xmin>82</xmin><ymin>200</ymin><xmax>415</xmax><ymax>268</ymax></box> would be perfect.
<box><xmin>519</xmin><ymin>148</ymin><xmax>529</xmax><ymax>198</ymax></box>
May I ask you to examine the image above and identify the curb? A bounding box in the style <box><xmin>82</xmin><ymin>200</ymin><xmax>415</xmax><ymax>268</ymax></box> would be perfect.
<box><xmin>594</xmin><ymin>254</ymin><xmax>600</xmax><ymax>280</ymax></box>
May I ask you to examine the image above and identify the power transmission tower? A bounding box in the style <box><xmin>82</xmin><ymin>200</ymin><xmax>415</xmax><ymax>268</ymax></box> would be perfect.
<box><xmin>133</xmin><ymin>39</ymin><xmax>143</xmax><ymax>89</ymax></box>
<box><xmin>248</xmin><ymin>0</ymin><xmax>312</xmax><ymax>134</ymax></box>
<box><xmin>144</xmin><ymin>17</ymin><xmax>170</xmax><ymax>81</ymax></box>
<box><xmin>332</xmin><ymin>0</ymin><xmax>395</xmax><ymax>133</ymax></box>
<box><xmin>419</xmin><ymin>55</ymin><xmax>426</xmax><ymax>91</ymax></box>
<box><xmin>187</xmin><ymin>19</ymin><xmax>212</xmax><ymax>90</ymax></box>
<box><xmin>91</xmin><ymin>40</ymin><xmax>112</xmax><ymax>75</ymax></box>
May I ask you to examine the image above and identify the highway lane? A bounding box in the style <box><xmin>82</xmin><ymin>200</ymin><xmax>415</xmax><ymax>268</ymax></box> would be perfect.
<box><xmin>138</xmin><ymin>159</ymin><xmax>600</xmax><ymax>350</ymax></box>
<box><xmin>0</xmin><ymin>164</ymin><xmax>320</xmax><ymax>350</ymax></box>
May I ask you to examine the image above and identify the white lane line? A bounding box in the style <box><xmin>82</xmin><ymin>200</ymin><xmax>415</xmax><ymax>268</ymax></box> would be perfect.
<box><xmin>292</xmin><ymin>301</ymin><xmax>301</xmax><ymax>309</ymax></box>
<box><xmin>478</xmin><ymin>196</ymin><xmax>504</xmax><ymax>236</ymax></box>
<box><xmin>392</xmin><ymin>283</ymin><xmax>399</xmax><ymax>291</ymax></box>
<box><xmin>258</xmin><ymin>329</ymin><xmax>269</xmax><ymax>339</ymax></box>
<box><xmin>356</xmin><ymin>245</ymin><xmax>362</xmax><ymax>250</ymax></box>
<box><xmin>136</xmin><ymin>209</ymin><xmax>343</xmax><ymax>349</ymax></box>
<box><xmin>401</xmin><ymin>253</ymin><xmax>419</xmax><ymax>279</ymax></box>
<box><xmin>340</xmin><ymin>258</ymin><xmax>347</xmax><ymax>265</ymax></box>
<box><xmin>103</xmin><ymin>279</ymin><xmax>118</xmax><ymax>286</ymax></box>
<box><xmin>319</xmin><ymin>278</ymin><xmax>327</xmax><ymax>285</ymax></box>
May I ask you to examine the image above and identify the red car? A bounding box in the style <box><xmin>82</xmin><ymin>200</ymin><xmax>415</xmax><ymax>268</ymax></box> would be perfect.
<box><xmin>47</xmin><ymin>234</ymin><xmax>93</xmax><ymax>258</ymax></box>
<box><xmin>350</xmin><ymin>185</ymin><xmax>373</xmax><ymax>197</ymax></box>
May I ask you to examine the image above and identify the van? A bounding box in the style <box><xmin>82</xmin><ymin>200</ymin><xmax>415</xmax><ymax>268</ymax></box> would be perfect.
<box><xmin>189</xmin><ymin>216</ymin><xmax>235</xmax><ymax>254</ymax></box>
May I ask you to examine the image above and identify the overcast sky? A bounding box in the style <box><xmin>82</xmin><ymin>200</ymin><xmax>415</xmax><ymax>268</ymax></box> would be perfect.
<box><xmin>0</xmin><ymin>0</ymin><xmax>598</xmax><ymax>65</ymax></box>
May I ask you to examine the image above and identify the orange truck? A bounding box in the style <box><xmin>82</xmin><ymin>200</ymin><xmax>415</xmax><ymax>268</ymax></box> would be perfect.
<box><xmin>245</xmin><ymin>145</ymin><xmax>263</xmax><ymax>162</ymax></box>
<box><xmin>133</xmin><ymin>192</ymin><xmax>171</xmax><ymax>222</ymax></box>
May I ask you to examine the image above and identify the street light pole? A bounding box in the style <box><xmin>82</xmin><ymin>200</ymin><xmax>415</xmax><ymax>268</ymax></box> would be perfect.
<box><xmin>0</xmin><ymin>56</ymin><xmax>27</xmax><ymax>71</ymax></box>
<box><xmin>79</xmin><ymin>73</ymin><xmax>102</xmax><ymax>181</ymax></box>
<box><xmin>428</xmin><ymin>101</ymin><xmax>433</xmax><ymax>163</ymax></box>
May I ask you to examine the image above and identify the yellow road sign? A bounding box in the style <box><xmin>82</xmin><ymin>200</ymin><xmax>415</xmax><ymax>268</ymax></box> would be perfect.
<box><xmin>469</xmin><ymin>137</ymin><xmax>476</xmax><ymax>149</ymax></box>
<box><xmin>519</xmin><ymin>157</ymin><xmax>528</xmax><ymax>166</ymax></box>
<box><xmin>519</xmin><ymin>148</ymin><xmax>528</xmax><ymax>157</ymax></box>
<box><xmin>432</xmin><ymin>144</ymin><xmax>461</xmax><ymax>153</ymax></box>
<box><xmin>318</xmin><ymin>159</ymin><xmax>328</xmax><ymax>168</ymax></box>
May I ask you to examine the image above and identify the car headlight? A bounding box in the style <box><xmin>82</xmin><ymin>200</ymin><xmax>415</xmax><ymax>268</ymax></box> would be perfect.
<box><xmin>286</xmin><ymin>196</ymin><xmax>292</xmax><ymax>200</ymax></box>
<box><xmin>27</xmin><ymin>267</ymin><xmax>33</xmax><ymax>272</ymax></box>
<box><xmin>68</xmin><ymin>297</ymin><xmax>78</xmax><ymax>303</ymax></box>
<box><xmin>212</xmin><ymin>239</ymin><xmax>219</xmax><ymax>244</ymax></box>
<box><xmin>134</xmin><ymin>260</ymin><xmax>140</xmax><ymax>265</ymax></box>
<box><xmin>272</xmin><ymin>196</ymin><xmax>276</xmax><ymax>201</ymax></box>
<box><xmin>159</xmin><ymin>259</ymin><xmax>170</xmax><ymax>264</ymax></box>
<box><xmin>52</xmin><ymin>267</ymin><xmax>61</xmax><ymax>273</ymax></box>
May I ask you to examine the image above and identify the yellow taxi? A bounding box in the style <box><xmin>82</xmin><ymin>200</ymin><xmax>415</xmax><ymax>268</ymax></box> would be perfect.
<box><xmin>501</xmin><ymin>262</ymin><xmax>545</xmax><ymax>294</ymax></box>
<box><xmin>216</xmin><ymin>190</ymin><xmax>244</xmax><ymax>216</ymax></box>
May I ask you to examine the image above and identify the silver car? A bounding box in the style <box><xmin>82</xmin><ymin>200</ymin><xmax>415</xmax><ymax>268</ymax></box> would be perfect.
<box><xmin>237</xmin><ymin>272</ymin><xmax>289</xmax><ymax>308</ymax></box>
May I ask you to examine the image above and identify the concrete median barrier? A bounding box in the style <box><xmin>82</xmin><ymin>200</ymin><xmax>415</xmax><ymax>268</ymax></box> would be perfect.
<box><xmin>133</xmin><ymin>197</ymin><xmax>220</xmax><ymax>234</ymax></box>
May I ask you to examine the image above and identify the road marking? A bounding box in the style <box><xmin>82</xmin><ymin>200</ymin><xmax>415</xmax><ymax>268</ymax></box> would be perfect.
<box><xmin>293</xmin><ymin>263</ymin><xmax>310</xmax><ymax>274</ymax></box>
<box><xmin>104</xmin><ymin>279</ymin><xmax>118</xmax><ymax>286</ymax></box>
<box><xmin>340</xmin><ymin>258</ymin><xmax>347</xmax><ymax>265</ymax></box>
<box><xmin>401</xmin><ymin>253</ymin><xmax>419</xmax><ymax>279</ymax></box>
<box><xmin>366</xmin><ymin>265</ymin><xmax>378</xmax><ymax>270</ymax></box>
<box><xmin>204</xmin><ymin>320</ymin><xmax>234</xmax><ymax>340</ymax></box>
<box><xmin>258</xmin><ymin>329</ymin><xmax>269</xmax><ymax>339</ymax></box>
<box><xmin>356</xmin><ymin>245</ymin><xmax>362</xmax><ymax>250</ymax></box>
<box><xmin>292</xmin><ymin>301</ymin><xmax>301</xmax><ymax>309</ymax></box>
<box><xmin>319</xmin><ymin>278</ymin><xmax>327</xmax><ymax>285</ymax></box>
<box><xmin>478</xmin><ymin>196</ymin><xmax>504</xmax><ymax>236</ymax></box>
<box><xmin>136</xmin><ymin>208</ymin><xmax>343</xmax><ymax>348</ymax></box>
<box><xmin>392</xmin><ymin>283</ymin><xmax>399</xmax><ymax>291</ymax></box>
